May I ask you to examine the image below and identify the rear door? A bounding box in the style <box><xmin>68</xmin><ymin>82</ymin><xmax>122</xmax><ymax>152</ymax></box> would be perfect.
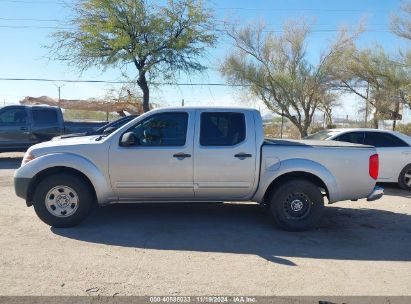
<box><xmin>31</xmin><ymin>108</ymin><xmax>64</xmax><ymax>142</ymax></box>
<box><xmin>0</xmin><ymin>107</ymin><xmax>31</xmax><ymax>150</ymax></box>
<box><xmin>193</xmin><ymin>110</ymin><xmax>257</xmax><ymax>200</ymax></box>
<box><xmin>364</xmin><ymin>131</ymin><xmax>410</xmax><ymax>181</ymax></box>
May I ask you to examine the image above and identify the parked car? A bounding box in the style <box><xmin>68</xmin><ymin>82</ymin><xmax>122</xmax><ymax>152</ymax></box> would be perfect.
<box><xmin>52</xmin><ymin>115</ymin><xmax>137</xmax><ymax>140</ymax></box>
<box><xmin>306</xmin><ymin>128</ymin><xmax>411</xmax><ymax>190</ymax></box>
<box><xmin>0</xmin><ymin>105</ymin><xmax>106</xmax><ymax>152</ymax></box>
<box><xmin>14</xmin><ymin>107</ymin><xmax>382</xmax><ymax>231</ymax></box>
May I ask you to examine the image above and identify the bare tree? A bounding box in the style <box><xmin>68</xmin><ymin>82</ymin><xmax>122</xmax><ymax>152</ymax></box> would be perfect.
<box><xmin>220</xmin><ymin>21</ymin><xmax>355</xmax><ymax>137</ymax></box>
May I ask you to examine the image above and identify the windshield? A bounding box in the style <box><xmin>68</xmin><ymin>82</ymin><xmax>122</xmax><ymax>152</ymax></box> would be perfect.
<box><xmin>93</xmin><ymin>116</ymin><xmax>136</xmax><ymax>134</ymax></box>
<box><xmin>304</xmin><ymin>130</ymin><xmax>336</xmax><ymax>140</ymax></box>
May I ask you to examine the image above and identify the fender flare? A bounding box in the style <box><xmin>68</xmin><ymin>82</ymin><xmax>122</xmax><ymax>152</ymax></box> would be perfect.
<box><xmin>253</xmin><ymin>158</ymin><xmax>340</xmax><ymax>203</ymax></box>
<box><xmin>14</xmin><ymin>153</ymin><xmax>116</xmax><ymax>205</ymax></box>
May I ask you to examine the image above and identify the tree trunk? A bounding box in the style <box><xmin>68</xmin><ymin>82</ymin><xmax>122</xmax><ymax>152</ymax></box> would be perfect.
<box><xmin>137</xmin><ymin>73</ymin><xmax>150</xmax><ymax>112</ymax></box>
<box><xmin>392</xmin><ymin>100</ymin><xmax>400</xmax><ymax>131</ymax></box>
<box><xmin>325</xmin><ymin>111</ymin><xmax>333</xmax><ymax>128</ymax></box>
<box><xmin>300</xmin><ymin>129</ymin><xmax>308</xmax><ymax>138</ymax></box>
<box><xmin>373</xmin><ymin>116</ymin><xmax>379</xmax><ymax>129</ymax></box>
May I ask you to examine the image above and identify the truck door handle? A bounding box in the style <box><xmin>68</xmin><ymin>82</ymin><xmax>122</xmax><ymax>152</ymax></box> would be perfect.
<box><xmin>234</xmin><ymin>153</ymin><xmax>252</xmax><ymax>159</ymax></box>
<box><xmin>173</xmin><ymin>152</ymin><xmax>191</xmax><ymax>159</ymax></box>
<box><xmin>20</xmin><ymin>127</ymin><xmax>28</xmax><ymax>131</ymax></box>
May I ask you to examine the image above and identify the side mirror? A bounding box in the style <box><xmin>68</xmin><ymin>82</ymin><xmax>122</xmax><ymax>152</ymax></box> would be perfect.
<box><xmin>103</xmin><ymin>126</ymin><xmax>116</xmax><ymax>135</ymax></box>
<box><xmin>120</xmin><ymin>132</ymin><xmax>139</xmax><ymax>147</ymax></box>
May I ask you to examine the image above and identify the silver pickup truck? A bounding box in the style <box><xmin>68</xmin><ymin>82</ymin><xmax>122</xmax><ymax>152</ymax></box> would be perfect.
<box><xmin>14</xmin><ymin>107</ymin><xmax>383</xmax><ymax>231</ymax></box>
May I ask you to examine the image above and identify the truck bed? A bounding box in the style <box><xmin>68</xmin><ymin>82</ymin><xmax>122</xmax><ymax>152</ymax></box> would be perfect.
<box><xmin>260</xmin><ymin>138</ymin><xmax>377</xmax><ymax>203</ymax></box>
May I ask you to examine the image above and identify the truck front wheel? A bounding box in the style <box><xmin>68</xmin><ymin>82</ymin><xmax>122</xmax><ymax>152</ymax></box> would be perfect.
<box><xmin>32</xmin><ymin>173</ymin><xmax>94</xmax><ymax>227</ymax></box>
<box><xmin>269</xmin><ymin>179</ymin><xmax>324</xmax><ymax>231</ymax></box>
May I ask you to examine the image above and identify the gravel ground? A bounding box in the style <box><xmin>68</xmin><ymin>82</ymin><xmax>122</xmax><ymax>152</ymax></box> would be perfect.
<box><xmin>0</xmin><ymin>152</ymin><xmax>410</xmax><ymax>296</ymax></box>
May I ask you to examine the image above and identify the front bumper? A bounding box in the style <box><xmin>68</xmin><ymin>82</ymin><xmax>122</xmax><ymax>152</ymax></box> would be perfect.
<box><xmin>366</xmin><ymin>186</ymin><xmax>384</xmax><ymax>201</ymax></box>
<box><xmin>14</xmin><ymin>177</ymin><xmax>31</xmax><ymax>200</ymax></box>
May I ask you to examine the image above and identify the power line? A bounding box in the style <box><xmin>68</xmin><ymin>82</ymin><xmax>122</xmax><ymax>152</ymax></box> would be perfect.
<box><xmin>0</xmin><ymin>25</ymin><xmax>72</xmax><ymax>29</ymax></box>
<box><xmin>0</xmin><ymin>1</ymin><xmax>383</xmax><ymax>12</ymax></box>
<box><xmin>0</xmin><ymin>17</ymin><xmax>60</xmax><ymax>22</ymax></box>
<box><xmin>0</xmin><ymin>17</ymin><xmax>390</xmax><ymax>28</ymax></box>
<box><xmin>0</xmin><ymin>24</ymin><xmax>391</xmax><ymax>33</ymax></box>
<box><xmin>0</xmin><ymin>78</ymin><xmax>370</xmax><ymax>90</ymax></box>
<box><xmin>0</xmin><ymin>77</ymin><xmax>250</xmax><ymax>87</ymax></box>
<box><xmin>0</xmin><ymin>0</ymin><xmax>54</xmax><ymax>3</ymax></box>
<box><xmin>214</xmin><ymin>7</ymin><xmax>366</xmax><ymax>12</ymax></box>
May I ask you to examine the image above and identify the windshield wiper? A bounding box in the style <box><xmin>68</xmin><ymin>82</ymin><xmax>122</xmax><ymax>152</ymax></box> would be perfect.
<box><xmin>95</xmin><ymin>134</ymin><xmax>109</xmax><ymax>141</ymax></box>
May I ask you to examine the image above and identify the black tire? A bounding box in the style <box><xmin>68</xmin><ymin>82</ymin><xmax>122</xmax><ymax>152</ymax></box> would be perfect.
<box><xmin>32</xmin><ymin>173</ymin><xmax>94</xmax><ymax>227</ymax></box>
<box><xmin>398</xmin><ymin>164</ymin><xmax>411</xmax><ymax>190</ymax></box>
<box><xmin>269</xmin><ymin>179</ymin><xmax>324</xmax><ymax>231</ymax></box>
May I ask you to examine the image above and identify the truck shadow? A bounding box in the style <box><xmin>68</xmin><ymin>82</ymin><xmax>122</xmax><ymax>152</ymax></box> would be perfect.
<box><xmin>0</xmin><ymin>157</ymin><xmax>22</xmax><ymax>169</ymax></box>
<box><xmin>51</xmin><ymin>202</ymin><xmax>411</xmax><ymax>266</ymax></box>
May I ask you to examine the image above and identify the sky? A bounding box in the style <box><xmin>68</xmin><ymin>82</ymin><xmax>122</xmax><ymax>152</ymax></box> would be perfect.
<box><xmin>0</xmin><ymin>0</ymin><xmax>409</xmax><ymax>122</ymax></box>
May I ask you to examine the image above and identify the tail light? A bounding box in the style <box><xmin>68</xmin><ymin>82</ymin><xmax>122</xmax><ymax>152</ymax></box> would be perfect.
<box><xmin>369</xmin><ymin>154</ymin><xmax>379</xmax><ymax>180</ymax></box>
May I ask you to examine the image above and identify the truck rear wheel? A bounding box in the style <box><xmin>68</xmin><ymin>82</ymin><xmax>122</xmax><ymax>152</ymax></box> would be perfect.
<box><xmin>269</xmin><ymin>179</ymin><xmax>324</xmax><ymax>231</ymax></box>
<box><xmin>32</xmin><ymin>173</ymin><xmax>94</xmax><ymax>228</ymax></box>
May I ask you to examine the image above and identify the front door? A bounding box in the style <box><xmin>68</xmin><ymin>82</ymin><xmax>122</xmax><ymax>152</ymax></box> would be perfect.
<box><xmin>0</xmin><ymin>107</ymin><xmax>31</xmax><ymax>150</ymax></box>
<box><xmin>109</xmin><ymin>110</ymin><xmax>195</xmax><ymax>200</ymax></box>
<box><xmin>193</xmin><ymin>110</ymin><xmax>257</xmax><ymax>200</ymax></box>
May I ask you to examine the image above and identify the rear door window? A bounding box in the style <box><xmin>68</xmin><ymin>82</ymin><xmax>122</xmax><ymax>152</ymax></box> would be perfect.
<box><xmin>32</xmin><ymin>109</ymin><xmax>58</xmax><ymax>124</ymax></box>
<box><xmin>364</xmin><ymin>132</ymin><xmax>409</xmax><ymax>147</ymax></box>
<box><xmin>333</xmin><ymin>132</ymin><xmax>365</xmax><ymax>144</ymax></box>
<box><xmin>200</xmin><ymin>112</ymin><xmax>246</xmax><ymax>146</ymax></box>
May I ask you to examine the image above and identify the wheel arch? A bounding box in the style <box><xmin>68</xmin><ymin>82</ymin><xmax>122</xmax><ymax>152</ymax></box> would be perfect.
<box><xmin>15</xmin><ymin>152</ymin><xmax>115</xmax><ymax>206</ymax></box>
<box><xmin>26</xmin><ymin>166</ymin><xmax>97</xmax><ymax>206</ymax></box>
<box><xmin>263</xmin><ymin>171</ymin><xmax>329</xmax><ymax>205</ymax></box>
<box><xmin>253</xmin><ymin>158</ymin><xmax>340</xmax><ymax>204</ymax></box>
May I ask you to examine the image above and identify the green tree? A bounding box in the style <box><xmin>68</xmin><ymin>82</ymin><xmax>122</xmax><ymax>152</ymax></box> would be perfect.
<box><xmin>390</xmin><ymin>1</ymin><xmax>411</xmax><ymax>110</ymax></box>
<box><xmin>391</xmin><ymin>2</ymin><xmax>411</xmax><ymax>41</ymax></box>
<box><xmin>49</xmin><ymin>0</ymin><xmax>217</xmax><ymax>112</ymax></box>
<box><xmin>331</xmin><ymin>46</ymin><xmax>410</xmax><ymax>129</ymax></box>
<box><xmin>220</xmin><ymin>21</ymin><xmax>355</xmax><ymax>137</ymax></box>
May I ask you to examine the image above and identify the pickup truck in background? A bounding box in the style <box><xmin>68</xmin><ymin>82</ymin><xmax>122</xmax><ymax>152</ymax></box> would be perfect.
<box><xmin>52</xmin><ymin>115</ymin><xmax>137</xmax><ymax>140</ymax></box>
<box><xmin>0</xmin><ymin>105</ymin><xmax>106</xmax><ymax>152</ymax></box>
<box><xmin>14</xmin><ymin>107</ymin><xmax>383</xmax><ymax>231</ymax></box>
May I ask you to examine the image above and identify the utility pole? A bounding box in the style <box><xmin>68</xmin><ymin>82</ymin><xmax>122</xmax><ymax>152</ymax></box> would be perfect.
<box><xmin>181</xmin><ymin>99</ymin><xmax>185</xmax><ymax>107</ymax></box>
<box><xmin>54</xmin><ymin>83</ymin><xmax>65</xmax><ymax>107</ymax></box>
<box><xmin>364</xmin><ymin>82</ymin><xmax>369</xmax><ymax>127</ymax></box>
<box><xmin>280</xmin><ymin>109</ymin><xmax>284</xmax><ymax>138</ymax></box>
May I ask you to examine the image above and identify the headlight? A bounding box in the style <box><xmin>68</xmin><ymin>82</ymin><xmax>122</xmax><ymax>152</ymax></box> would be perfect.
<box><xmin>22</xmin><ymin>152</ymin><xmax>35</xmax><ymax>166</ymax></box>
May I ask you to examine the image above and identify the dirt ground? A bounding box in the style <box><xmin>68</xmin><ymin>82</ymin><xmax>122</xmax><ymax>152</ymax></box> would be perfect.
<box><xmin>0</xmin><ymin>152</ymin><xmax>410</xmax><ymax>296</ymax></box>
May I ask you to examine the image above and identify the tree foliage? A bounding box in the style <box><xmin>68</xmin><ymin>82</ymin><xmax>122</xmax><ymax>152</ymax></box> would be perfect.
<box><xmin>391</xmin><ymin>2</ymin><xmax>411</xmax><ymax>41</ymax></box>
<box><xmin>330</xmin><ymin>46</ymin><xmax>411</xmax><ymax>129</ymax></box>
<box><xmin>317</xmin><ymin>92</ymin><xmax>340</xmax><ymax>128</ymax></box>
<box><xmin>220</xmin><ymin>21</ymin><xmax>355</xmax><ymax>137</ymax></box>
<box><xmin>49</xmin><ymin>0</ymin><xmax>217</xmax><ymax>112</ymax></box>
